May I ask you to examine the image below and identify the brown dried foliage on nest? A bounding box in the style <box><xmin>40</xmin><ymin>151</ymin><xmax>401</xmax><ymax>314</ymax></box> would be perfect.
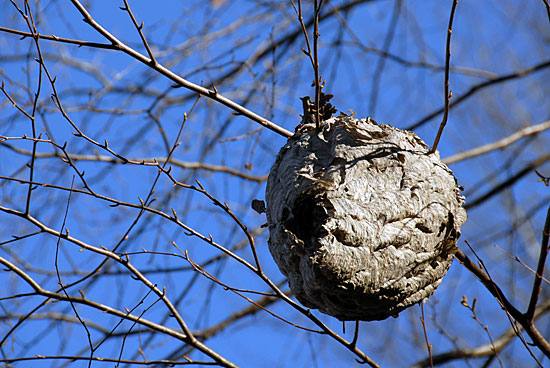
<box><xmin>266</xmin><ymin>116</ymin><xmax>467</xmax><ymax>321</ymax></box>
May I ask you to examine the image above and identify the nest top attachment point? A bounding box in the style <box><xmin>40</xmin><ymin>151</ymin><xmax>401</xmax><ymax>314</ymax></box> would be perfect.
<box><xmin>265</xmin><ymin>116</ymin><xmax>467</xmax><ymax>321</ymax></box>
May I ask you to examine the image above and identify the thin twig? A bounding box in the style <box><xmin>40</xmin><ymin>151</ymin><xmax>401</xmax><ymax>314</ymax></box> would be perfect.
<box><xmin>0</xmin><ymin>81</ymin><xmax>34</xmax><ymax>119</ymax></box>
<box><xmin>351</xmin><ymin>320</ymin><xmax>360</xmax><ymax>348</ymax></box>
<box><xmin>460</xmin><ymin>296</ymin><xmax>503</xmax><ymax>367</ymax></box>
<box><xmin>493</xmin><ymin>244</ymin><xmax>550</xmax><ymax>285</ymax></box>
<box><xmin>184</xmin><ymin>178</ymin><xmax>263</xmax><ymax>273</ymax></box>
<box><xmin>120</xmin><ymin>0</ymin><xmax>157</xmax><ymax>65</ymax></box>
<box><xmin>313</xmin><ymin>0</ymin><xmax>323</xmax><ymax>129</ymax></box>
<box><xmin>54</xmin><ymin>176</ymin><xmax>95</xmax><ymax>368</ymax></box>
<box><xmin>420</xmin><ymin>302</ymin><xmax>434</xmax><ymax>368</ymax></box>
<box><xmin>430</xmin><ymin>0</ymin><xmax>458</xmax><ymax>153</ymax></box>
<box><xmin>114</xmin><ymin>290</ymin><xmax>162</xmax><ymax>367</ymax></box>
<box><xmin>0</xmin><ymin>25</ymin><xmax>117</xmax><ymax>49</ymax></box>
<box><xmin>10</xmin><ymin>0</ymin><xmax>43</xmax><ymax>216</ymax></box>
<box><xmin>291</xmin><ymin>0</ymin><xmax>324</xmax><ymax>128</ymax></box>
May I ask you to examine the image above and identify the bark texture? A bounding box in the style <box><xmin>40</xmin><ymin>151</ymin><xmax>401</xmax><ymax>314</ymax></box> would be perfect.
<box><xmin>266</xmin><ymin>116</ymin><xmax>467</xmax><ymax>321</ymax></box>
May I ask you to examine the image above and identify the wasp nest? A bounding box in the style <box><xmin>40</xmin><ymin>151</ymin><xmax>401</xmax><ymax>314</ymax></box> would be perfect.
<box><xmin>265</xmin><ymin>116</ymin><xmax>466</xmax><ymax>321</ymax></box>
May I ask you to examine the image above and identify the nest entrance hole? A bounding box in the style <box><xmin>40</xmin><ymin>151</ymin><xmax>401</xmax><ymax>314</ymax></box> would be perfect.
<box><xmin>282</xmin><ymin>191</ymin><xmax>331</xmax><ymax>246</ymax></box>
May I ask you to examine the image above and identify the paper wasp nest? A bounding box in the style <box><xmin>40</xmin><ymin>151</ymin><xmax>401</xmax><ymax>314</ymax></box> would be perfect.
<box><xmin>265</xmin><ymin>116</ymin><xmax>466</xmax><ymax>321</ymax></box>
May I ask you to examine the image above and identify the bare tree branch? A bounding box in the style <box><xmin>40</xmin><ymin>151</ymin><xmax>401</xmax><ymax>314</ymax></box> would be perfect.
<box><xmin>443</xmin><ymin>120</ymin><xmax>550</xmax><ymax>164</ymax></box>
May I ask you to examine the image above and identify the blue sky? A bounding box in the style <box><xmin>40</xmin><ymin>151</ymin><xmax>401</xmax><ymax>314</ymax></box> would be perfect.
<box><xmin>1</xmin><ymin>0</ymin><xmax>550</xmax><ymax>367</ymax></box>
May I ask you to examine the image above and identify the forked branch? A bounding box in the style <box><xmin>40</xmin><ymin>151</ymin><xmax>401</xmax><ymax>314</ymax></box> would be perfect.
<box><xmin>455</xmin><ymin>214</ymin><xmax>550</xmax><ymax>359</ymax></box>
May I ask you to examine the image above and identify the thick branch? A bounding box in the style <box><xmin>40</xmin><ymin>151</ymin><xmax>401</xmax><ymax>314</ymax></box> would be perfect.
<box><xmin>526</xmin><ymin>202</ymin><xmax>550</xmax><ymax>319</ymax></box>
<box><xmin>465</xmin><ymin>154</ymin><xmax>550</xmax><ymax>210</ymax></box>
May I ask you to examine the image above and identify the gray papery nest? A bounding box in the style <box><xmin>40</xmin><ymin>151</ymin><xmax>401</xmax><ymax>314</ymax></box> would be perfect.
<box><xmin>265</xmin><ymin>116</ymin><xmax>467</xmax><ymax>321</ymax></box>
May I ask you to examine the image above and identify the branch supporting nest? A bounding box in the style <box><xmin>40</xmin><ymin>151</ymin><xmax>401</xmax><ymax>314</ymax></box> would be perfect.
<box><xmin>266</xmin><ymin>116</ymin><xmax>467</xmax><ymax>321</ymax></box>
